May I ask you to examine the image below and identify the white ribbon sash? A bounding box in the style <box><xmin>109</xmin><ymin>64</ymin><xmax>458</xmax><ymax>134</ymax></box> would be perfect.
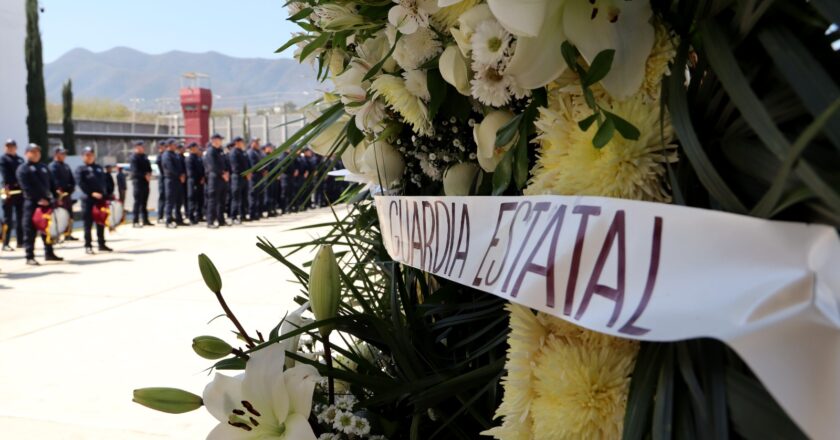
<box><xmin>374</xmin><ymin>195</ymin><xmax>840</xmax><ymax>440</ymax></box>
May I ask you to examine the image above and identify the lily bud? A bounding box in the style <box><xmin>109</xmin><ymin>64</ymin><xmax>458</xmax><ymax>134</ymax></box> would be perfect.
<box><xmin>309</xmin><ymin>116</ymin><xmax>349</xmax><ymax>156</ymax></box>
<box><xmin>439</xmin><ymin>45</ymin><xmax>471</xmax><ymax>96</ymax></box>
<box><xmin>473</xmin><ymin>110</ymin><xmax>516</xmax><ymax>172</ymax></box>
<box><xmin>133</xmin><ymin>387</ymin><xmax>203</xmax><ymax>414</ymax></box>
<box><xmin>309</xmin><ymin>245</ymin><xmax>341</xmax><ymax>336</ymax></box>
<box><xmin>192</xmin><ymin>336</ymin><xmax>233</xmax><ymax>360</ymax></box>
<box><xmin>314</xmin><ymin>4</ymin><xmax>365</xmax><ymax>31</ymax></box>
<box><xmin>443</xmin><ymin>163</ymin><xmax>480</xmax><ymax>196</ymax></box>
<box><xmin>360</xmin><ymin>140</ymin><xmax>405</xmax><ymax>189</ymax></box>
<box><xmin>197</xmin><ymin>254</ymin><xmax>222</xmax><ymax>293</ymax></box>
<box><xmin>341</xmin><ymin>142</ymin><xmax>368</xmax><ymax>175</ymax></box>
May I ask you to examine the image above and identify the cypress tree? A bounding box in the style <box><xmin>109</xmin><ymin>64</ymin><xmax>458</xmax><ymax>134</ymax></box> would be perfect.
<box><xmin>25</xmin><ymin>0</ymin><xmax>49</xmax><ymax>152</ymax></box>
<box><xmin>62</xmin><ymin>79</ymin><xmax>75</xmax><ymax>154</ymax></box>
<box><xmin>242</xmin><ymin>103</ymin><xmax>250</xmax><ymax>140</ymax></box>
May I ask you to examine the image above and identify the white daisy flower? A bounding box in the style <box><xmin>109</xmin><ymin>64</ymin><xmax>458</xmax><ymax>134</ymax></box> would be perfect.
<box><xmin>470</xmin><ymin>19</ymin><xmax>512</xmax><ymax>68</ymax></box>
<box><xmin>471</xmin><ymin>67</ymin><xmax>511</xmax><ymax>107</ymax></box>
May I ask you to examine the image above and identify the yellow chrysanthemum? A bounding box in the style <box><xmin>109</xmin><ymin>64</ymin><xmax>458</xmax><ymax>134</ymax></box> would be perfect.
<box><xmin>432</xmin><ymin>0</ymin><xmax>480</xmax><ymax>30</ymax></box>
<box><xmin>371</xmin><ymin>74</ymin><xmax>432</xmax><ymax>135</ymax></box>
<box><xmin>484</xmin><ymin>306</ymin><xmax>638</xmax><ymax>440</ymax></box>
<box><xmin>641</xmin><ymin>24</ymin><xmax>678</xmax><ymax>99</ymax></box>
<box><xmin>525</xmin><ymin>92</ymin><xmax>676</xmax><ymax>202</ymax></box>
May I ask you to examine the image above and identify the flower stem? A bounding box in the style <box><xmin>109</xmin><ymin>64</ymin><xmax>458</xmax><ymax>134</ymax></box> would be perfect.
<box><xmin>324</xmin><ymin>342</ymin><xmax>335</xmax><ymax>405</ymax></box>
<box><xmin>213</xmin><ymin>290</ymin><xmax>256</xmax><ymax>348</ymax></box>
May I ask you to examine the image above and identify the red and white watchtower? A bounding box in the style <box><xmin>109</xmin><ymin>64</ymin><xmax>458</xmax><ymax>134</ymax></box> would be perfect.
<box><xmin>180</xmin><ymin>73</ymin><xmax>213</xmax><ymax>146</ymax></box>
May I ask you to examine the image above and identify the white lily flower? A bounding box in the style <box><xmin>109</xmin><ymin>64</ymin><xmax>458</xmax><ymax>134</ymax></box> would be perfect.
<box><xmin>450</xmin><ymin>4</ymin><xmax>494</xmax><ymax>56</ymax></box>
<box><xmin>280</xmin><ymin>302</ymin><xmax>315</xmax><ymax>368</ymax></box>
<box><xmin>388</xmin><ymin>0</ymin><xmax>440</xmax><ymax>35</ymax></box>
<box><xmin>439</xmin><ymin>45</ymin><xmax>472</xmax><ymax>96</ymax></box>
<box><xmin>473</xmin><ymin>110</ymin><xmax>515</xmax><ymax>172</ymax></box>
<box><xmin>443</xmin><ymin>162</ymin><xmax>480</xmax><ymax>195</ymax></box>
<box><xmin>488</xmin><ymin>0</ymin><xmax>654</xmax><ymax>99</ymax></box>
<box><xmin>360</xmin><ymin>140</ymin><xmax>405</xmax><ymax>189</ymax></box>
<box><xmin>309</xmin><ymin>117</ymin><xmax>350</xmax><ymax>156</ymax></box>
<box><xmin>438</xmin><ymin>0</ymin><xmax>465</xmax><ymax>6</ymax></box>
<box><xmin>341</xmin><ymin>142</ymin><xmax>368</xmax><ymax>175</ymax></box>
<box><xmin>202</xmin><ymin>342</ymin><xmax>321</xmax><ymax>440</ymax></box>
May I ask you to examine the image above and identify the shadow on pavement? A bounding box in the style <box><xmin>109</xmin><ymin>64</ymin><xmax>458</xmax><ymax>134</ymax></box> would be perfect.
<box><xmin>67</xmin><ymin>258</ymin><xmax>131</xmax><ymax>266</ymax></box>
<box><xmin>117</xmin><ymin>248</ymin><xmax>173</xmax><ymax>255</ymax></box>
<box><xmin>3</xmin><ymin>270</ymin><xmax>69</xmax><ymax>280</ymax></box>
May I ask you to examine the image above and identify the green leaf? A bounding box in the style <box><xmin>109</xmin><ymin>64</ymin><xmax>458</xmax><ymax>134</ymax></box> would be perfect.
<box><xmin>513</xmin><ymin>131</ymin><xmax>529</xmax><ymax>189</ymax></box>
<box><xmin>605</xmin><ymin>110</ymin><xmax>641</xmax><ymax>141</ymax></box>
<box><xmin>491</xmin><ymin>150</ymin><xmax>513</xmax><ymax>195</ymax></box>
<box><xmin>667</xmin><ymin>42</ymin><xmax>747</xmax><ymax>213</ymax></box>
<box><xmin>584</xmin><ymin>49</ymin><xmax>615</xmax><ymax>87</ymax></box>
<box><xmin>560</xmin><ymin>41</ymin><xmax>579</xmax><ymax>72</ymax></box>
<box><xmin>726</xmin><ymin>369</ymin><xmax>807</xmax><ymax>439</ymax></box>
<box><xmin>213</xmin><ymin>357</ymin><xmax>247</xmax><ymax>370</ymax></box>
<box><xmin>345</xmin><ymin>117</ymin><xmax>365</xmax><ymax>146</ymax></box>
<box><xmin>427</xmin><ymin>69</ymin><xmax>448</xmax><ymax>121</ymax></box>
<box><xmin>299</xmin><ymin>31</ymin><xmax>330</xmax><ymax>64</ymax></box>
<box><xmin>652</xmin><ymin>345</ymin><xmax>675</xmax><ymax>440</ymax></box>
<box><xmin>197</xmin><ymin>254</ymin><xmax>222</xmax><ymax>293</ymax></box>
<box><xmin>363</xmin><ymin>33</ymin><xmax>401</xmax><ymax>82</ymax></box>
<box><xmin>623</xmin><ymin>343</ymin><xmax>663</xmax><ymax>440</ymax></box>
<box><xmin>592</xmin><ymin>116</ymin><xmax>615</xmax><ymax>148</ymax></box>
<box><xmin>287</xmin><ymin>7</ymin><xmax>313</xmax><ymax>21</ymax></box>
<box><xmin>495</xmin><ymin>114</ymin><xmax>522</xmax><ymax>147</ymax></box>
<box><xmin>578</xmin><ymin>113</ymin><xmax>598</xmax><ymax>131</ymax></box>
<box><xmin>275</xmin><ymin>34</ymin><xmax>311</xmax><ymax>54</ymax></box>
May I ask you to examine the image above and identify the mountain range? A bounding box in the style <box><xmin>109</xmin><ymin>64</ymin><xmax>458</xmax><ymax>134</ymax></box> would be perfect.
<box><xmin>44</xmin><ymin>47</ymin><xmax>321</xmax><ymax>110</ymax></box>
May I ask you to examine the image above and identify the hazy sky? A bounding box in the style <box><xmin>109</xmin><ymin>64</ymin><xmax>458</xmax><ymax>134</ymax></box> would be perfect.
<box><xmin>40</xmin><ymin>0</ymin><xmax>299</xmax><ymax>63</ymax></box>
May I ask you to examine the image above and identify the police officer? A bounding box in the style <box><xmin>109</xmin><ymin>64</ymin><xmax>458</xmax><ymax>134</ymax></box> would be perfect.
<box><xmin>161</xmin><ymin>139</ymin><xmax>186</xmax><ymax>228</ymax></box>
<box><xmin>229</xmin><ymin>136</ymin><xmax>249</xmax><ymax>224</ymax></box>
<box><xmin>48</xmin><ymin>146</ymin><xmax>78</xmax><ymax>240</ymax></box>
<box><xmin>261</xmin><ymin>143</ymin><xmax>279</xmax><ymax>217</ymax></box>
<box><xmin>116</xmin><ymin>166</ymin><xmax>127</xmax><ymax>203</ymax></box>
<box><xmin>17</xmin><ymin>144</ymin><xmax>63</xmax><ymax>265</ymax></box>
<box><xmin>75</xmin><ymin>147</ymin><xmax>113</xmax><ymax>254</ymax></box>
<box><xmin>128</xmin><ymin>140</ymin><xmax>153</xmax><ymax>227</ymax></box>
<box><xmin>203</xmin><ymin>134</ymin><xmax>227</xmax><ymax>229</ymax></box>
<box><xmin>185</xmin><ymin>142</ymin><xmax>204</xmax><ymax>225</ymax></box>
<box><xmin>246</xmin><ymin>138</ymin><xmax>264</xmax><ymax>221</ymax></box>
<box><xmin>176</xmin><ymin>143</ymin><xmax>188</xmax><ymax>223</ymax></box>
<box><xmin>155</xmin><ymin>140</ymin><xmax>167</xmax><ymax>223</ymax></box>
<box><xmin>276</xmin><ymin>146</ymin><xmax>290</xmax><ymax>214</ymax></box>
<box><xmin>1</xmin><ymin>139</ymin><xmax>25</xmax><ymax>251</ymax></box>
<box><xmin>222</xmin><ymin>142</ymin><xmax>232</xmax><ymax>224</ymax></box>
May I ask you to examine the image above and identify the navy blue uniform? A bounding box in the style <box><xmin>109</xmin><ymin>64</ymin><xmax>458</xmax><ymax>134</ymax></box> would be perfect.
<box><xmin>155</xmin><ymin>153</ymin><xmax>166</xmax><ymax>221</ymax></box>
<box><xmin>263</xmin><ymin>156</ymin><xmax>281</xmax><ymax>217</ymax></box>
<box><xmin>229</xmin><ymin>148</ymin><xmax>249</xmax><ymax>221</ymax></box>
<box><xmin>177</xmin><ymin>153</ymin><xmax>187</xmax><ymax>220</ymax></box>
<box><xmin>277</xmin><ymin>151</ymin><xmax>290</xmax><ymax>213</ymax></box>
<box><xmin>17</xmin><ymin>160</ymin><xmax>55</xmax><ymax>259</ymax></box>
<box><xmin>129</xmin><ymin>153</ymin><xmax>152</xmax><ymax>224</ymax></box>
<box><xmin>203</xmin><ymin>146</ymin><xmax>226</xmax><ymax>226</ymax></box>
<box><xmin>1</xmin><ymin>153</ymin><xmax>25</xmax><ymax>247</ymax></box>
<box><xmin>48</xmin><ymin>160</ymin><xmax>75</xmax><ymax>212</ymax></box>
<box><xmin>222</xmin><ymin>151</ymin><xmax>231</xmax><ymax>221</ymax></box>
<box><xmin>246</xmin><ymin>148</ymin><xmax>264</xmax><ymax>220</ymax></box>
<box><xmin>186</xmin><ymin>153</ymin><xmax>205</xmax><ymax>224</ymax></box>
<box><xmin>161</xmin><ymin>150</ymin><xmax>186</xmax><ymax>224</ymax></box>
<box><xmin>116</xmin><ymin>170</ymin><xmax>126</xmax><ymax>202</ymax></box>
<box><xmin>75</xmin><ymin>162</ymin><xmax>111</xmax><ymax>248</ymax></box>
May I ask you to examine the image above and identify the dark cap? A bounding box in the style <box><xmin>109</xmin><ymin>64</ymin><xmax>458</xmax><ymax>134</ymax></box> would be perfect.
<box><xmin>211</xmin><ymin>133</ymin><xmax>224</xmax><ymax>140</ymax></box>
<box><xmin>187</xmin><ymin>141</ymin><xmax>199</xmax><ymax>148</ymax></box>
<box><xmin>25</xmin><ymin>143</ymin><xmax>41</xmax><ymax>153</ymax></box>
<box><xmin>4</xmin><ymin>139</ymin><xmax>16</xmax><ymax>146</ymax></box>
<box><xmin>82</xmin><ymin>146</ymin><xmax>95</xmax><ymax>154</ymax></box>
<box><xmin>232</xmin><ymin>136</ymin><xmax>244</xmax><ymax>143</ymax></box>
<box><xmin>157</xmin><ymin>140</ymin><xmax>166</xmax><ymax>147</ymax></box>
<box><xmin>133</xmin><ymin>140</ymin><xmax>145</xmax><ymax>146</ymax></box>
<box><xmin>166</xmin><ymin>138</ymin><xmax>177</xmax><ymax>145</ymax></box>
<box><xmin>54</xmin><ymin>146</ymin><xmax>67</xmax><ymax>154</ymax></box>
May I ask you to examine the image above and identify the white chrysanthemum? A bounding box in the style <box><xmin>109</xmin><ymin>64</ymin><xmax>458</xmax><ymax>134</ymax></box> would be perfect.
<box><xmin>372</xmin><ymin>74</ymin><xmax>432</xmax><ymax>135</ymax></box>
<box><xmin>471</xmin><ymin>67</ymin><xmax>511</xmax><ymax>107</ymax></box>
<box><xmin>389</xmin><ymin>26</ymin><xmax>442</xmax><ymax>70</ymax></box>
<box><xmin>352</xmin><ymin>416</ymin><xmax>372</xmax><ymax>436</ymax></box>
<box><xmin>403</xmin><ymin>69</ymin><xmax>431</xmax><ymax>101</ymax></box>
<box><xmin>419</xmin><ymin>156</ymin><xmax>443</xmax><ymax>181</ymax></box>
<box><xmin>470</xmin><ymin>19</ymin><xmax>511</xmax><ymax>68</ymax></box>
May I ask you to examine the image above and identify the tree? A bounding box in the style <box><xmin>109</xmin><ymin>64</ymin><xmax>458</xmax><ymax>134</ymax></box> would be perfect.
<box><xmin>25</xmin><ymin>0</ymin><xmax>48</xmax><ymax>153</ymax></box>
<box><xmin>61</xmin><ymin>79</ymin><xmax>75</xmax><ymax>154</ymax></box>
<box><xmin>242</xmin><ymin>103</ymin><xmax>250</xmax><ymax>140</ymax></box>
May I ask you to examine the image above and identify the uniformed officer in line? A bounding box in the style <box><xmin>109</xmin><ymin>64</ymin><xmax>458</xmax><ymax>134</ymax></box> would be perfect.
<box><xmin>306</xmin><ymin>149</ymin><xmax>325</xmax><ymax>208</ymax></box>
<box><xmin>17</xmin><ymin>144</ymin><xmax>63</xmax><ymax>265</ymax></box>
<box><xmin>246</xmin><ymin>138</ymin><xmax>264</xmax><ymax>221</ymax></box>
<box><xmin>261</xmin><ymin>143</ymin><xmax>280</xmax><ymax>217</ymax></box>
<box><xmin>128</xmin><ymin>140</ymin><xmax>154</xmax><ymax>227</ymax></box>
<box><xmin>1</xmin><ymin>139</ymin><xmax>25</xmax><ymax>251</ymax></box>
<box><xmin>222</xmin><ymin>142</ymin><xmax>232</xmax><ymax>224</ymax></box>
<box><xmin>228</xmin><ymin>136</ymin><xmax>249</xmax><ymax>224</ymax></box>
<box><xmin>185</xmin><ymin>142</ymin><xmax>205</xmax><ymax>225</ymax></box>
<box><xmin>75</xmin><ymin>146</ymin><xmax>113</xmax><ymax>254</ymax></box>
<box><xmin>203</xmin><ymin>134</ymin><xmax>228</xmax><ymax>229</ymax></box>
<box><xmin>115</xmin><ymin>166</ymin><xmax>127</xmax><ymax>203</ymax></box>
<box><xmin>276</xmin><ymin>146</ymin><xmax>290</xmax><ymax>214</ymax></box>
<box><xmin>155</xmin><ymin>140</ymin><xmax>167</xmax><ymax>223</ymax></box>
<box><xmin>48</xmin><ymin>147</ymin><xmax>78</xmax><ymax>240</ymax></box>
<box><xmin>161</xmin><ymin>139</ymin><xmax>187</xmax><ymax>228</ymax></box>
<box><xmin>176</xmin><ymin>143</ymin><xmax>188</xmax><ymax>222</ymax></box>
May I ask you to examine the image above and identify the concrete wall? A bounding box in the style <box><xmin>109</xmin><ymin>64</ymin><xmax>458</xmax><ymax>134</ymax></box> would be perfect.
<box><xmin>0</xmin><ymin>0</ymin><xmax>28</xmax><ymax>145</ymax></box>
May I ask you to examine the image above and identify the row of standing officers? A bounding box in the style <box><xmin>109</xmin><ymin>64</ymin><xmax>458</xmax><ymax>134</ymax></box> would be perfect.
<box><xmin>2</xmin><ymin>134</ymin><xmax>346</xmax><ymax>265</ymax></box>
<box><xmin>129</xmin><ymin>133</ymin><xmax>345</xmax><ymax>229</ymax></box>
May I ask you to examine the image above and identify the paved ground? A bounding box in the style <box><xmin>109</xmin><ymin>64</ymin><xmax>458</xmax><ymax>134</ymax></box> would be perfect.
<box><xmin>0</xmin><ymin>208</ymin><xmax>337</xmax><ymax>439</ymax></box>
